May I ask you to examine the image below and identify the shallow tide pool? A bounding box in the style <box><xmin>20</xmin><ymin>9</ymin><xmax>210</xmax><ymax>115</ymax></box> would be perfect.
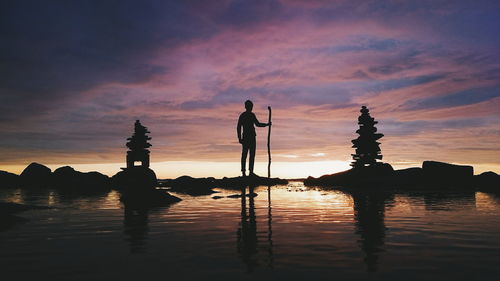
<box><xmin>1</xmin><ymin>182</ymin><xmax>500</xmax><ymax>280</ymax></box>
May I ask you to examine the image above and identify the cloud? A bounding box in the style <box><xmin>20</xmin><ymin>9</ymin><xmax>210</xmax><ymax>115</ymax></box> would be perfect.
<box><xmin>1</xmin><ymin>0</ymin><xmax>500</xmax><ymax>173</ymax></box>
<box><xmin>404</xmin><ymin>86</ymin><xmax>500</xmax><ymax>110</ymax></box>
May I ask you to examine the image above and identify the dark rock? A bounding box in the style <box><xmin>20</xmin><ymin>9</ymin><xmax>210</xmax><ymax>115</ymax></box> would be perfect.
<box><xmin>83</xmin><ymin>171</ymin><xmax>111</xmax><ymax>190</ymax></box>
<box><xmin>304</xmin><ymin>163</ymin><xmax>394</xmax><ymax>187</ymax></box>
<box><xmin>475</xmin><ymin>171</ymin><xmax>500</xmax><ymax>191</ymax></box>
<box><xmin>112</xmin><ymin>167</ymin><xmax>181</xmax><ymax>207</ymax></box>
<box><xmin>422</xmin><ymin>161</ymin><xmax>473</xmax><ymax>185</ymax></box>
<box><xmin>20</xmin><ymin>162</ymin><xmax>52</xmax><ymax>187</ymax></box>
<box><xmin>162</xmin><ymin>176</ymin><xmax>217</xmax><ymax>195</ymax></box>
<box><xmin>52</xmin><ymin>166</ymin><xmax>110</xmax><ymax>192</ymax></box>
<box><xmin>217</xmin><ymin>175</ymin><xmax>287</xmax><ymax>189</ymax></box>
<box><xmin>226</xmin><ymin>192</ymin><xmax>259</xmax><ymax>198</ymax></box>
<box><xmin>160</xmin><ymin>175</ymin><xmax>287</xmax><ymax>195</ymax></box>
<box><xmin>304</xmin><ymin>161</ymin><xmax>497</xmax><ymax>189</ymax></box>
<box><xmin>119</xmin><ymin>188</ymin><xmax>181</xmax><ymax>208</ymax></box>
<box><xmin>111</xmin><ymin>167</ymin><xmax>158</xmax><ymax>191</ymax></box>
<box><xmin>393</xmin><ymin>167</ymin><xmax>424</xmax><ymax>186</ymax></box>
<box><xmin>247</xmin><ymin>192</ymin><xmax>258</xmax><ymax>198</ymax></box>
<box><xmin>0</xmin><ymin>170</ymin><xmax>19</xmax><ymax>188</ymax></box>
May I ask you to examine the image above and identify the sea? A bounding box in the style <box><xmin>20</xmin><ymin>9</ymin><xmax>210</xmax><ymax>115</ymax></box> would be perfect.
<box><xmin>1</xmin><ymin>181</ymin><xmax>499</xmax><ymax>280</ymax></box>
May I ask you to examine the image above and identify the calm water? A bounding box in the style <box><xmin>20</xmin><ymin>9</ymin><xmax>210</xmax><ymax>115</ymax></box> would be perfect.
<box><xmin>1</xmin><ymin>182</ymin><xmax>500</xmax><ymax>280</ymax></box>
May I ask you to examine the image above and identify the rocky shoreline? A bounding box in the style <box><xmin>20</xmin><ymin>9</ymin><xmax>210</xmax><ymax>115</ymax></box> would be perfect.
<box><xmin>1</xmin><ymin>161</ymin><xmax>497</xmax><ymax>196</ymax></box>
<box><xmin>304</xmin><ymin>161</ymin><xmax>499</xmax><ymax>191</ymax></box>
<box><xmin>0</xmin><ymin>163</ymin><xmax>289</xmax><ymax>205</ymax></box>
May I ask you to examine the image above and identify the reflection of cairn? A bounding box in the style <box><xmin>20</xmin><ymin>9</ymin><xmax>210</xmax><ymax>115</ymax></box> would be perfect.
<box><xmin>126</xmin><ymin>120</ymin><xmax>152</xmax><ymax>168</ymax></box>
<box><xmin>351</xmin><ymin>106</ymin><xmax>384</xmax><ymax>168</ymax></box>
<box><xmin>351</xmin><ymin>191</ymin><xmax>393</xmax><ymax>272</ymax></box>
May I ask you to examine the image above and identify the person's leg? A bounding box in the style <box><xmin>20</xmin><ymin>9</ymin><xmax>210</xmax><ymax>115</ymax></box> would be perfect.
<box><xmin>241</xmin><ymin>142</ymin><xmax>249</xmax><ymax>176</ymax></box>
<box><xmin>249</xmin><ymin>138</ymin><xmax>256</xmax><ymax>175</ymax></box>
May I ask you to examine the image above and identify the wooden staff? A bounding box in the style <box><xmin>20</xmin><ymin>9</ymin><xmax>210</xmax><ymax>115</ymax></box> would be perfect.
<box><xmin>267</xmin><ymin>106</ymin><xmax>272</xmax><ymax>178</ymax></box>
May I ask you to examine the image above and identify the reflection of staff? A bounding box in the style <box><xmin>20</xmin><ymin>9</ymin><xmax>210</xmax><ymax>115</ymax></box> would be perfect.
<box><xmin>266</xmin><ymin>106</ymin><xmax>273</xmax><ymax>268</ymax></box>
<box><xmin>267</xmin><ymin>183</ymin><xmax>274</xmax><ymax>269</ymax></box>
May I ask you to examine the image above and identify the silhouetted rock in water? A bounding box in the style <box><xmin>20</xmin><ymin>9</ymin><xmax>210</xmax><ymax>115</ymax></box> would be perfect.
<box><xmin>1</xmin><ymin>163</ymin><xmax>113</xmax><ymax>193</ymax></box>
<box><xmin>305</xmin><ymin>160</ymin><xmax>498</xmax><ymax>189</ymax></box>
<box><xmin>0</xmin><ymin>170</ymin><xmax>19</xmax><ymax>188</ymax></box>
<box><xmin>217</xmin><ymin>176</ymin><xmax>287</xmax><ymax>189</ymax></box>
<box><xmin>52</xmin><ymin>166</ymin><xmax>110</xmax><ymax>192</ymax></box>
<box><xmin>160</xmin><ymin>175</ymin><xmax>287</xmax><ymax>195</ymax></box>
<box><xmin>227</xmin><ymin>192</ymin><xmax>258</xmax><ymax>198</ymax></box>
<box><xmin>475</xmin><ymin>171</ymin><xmax>500</xmax><ymax>191</ymax></box>
<box><xmin>113</xmin><ymin>167</ymin><xmax>181</xmax><ymax>207</ymax></box>
<box><xmin>114</xmin><ymin>121</ymin><xmax>181</xmax><ymax>207</ymax></box>
<box><xmin>161</xmin><ymin>176</ymin><xmax>217</xmax><ymax>195</ymax></box>
<box><xmin>120</xmin><ymin>188</ymin><xmax>181</xmax><ymax>209</ymax></box>
<box><xmin>392</xmin><ymin>162</ymin><xmax>474</xmax><ymax>188</ymax></box>
<box><xmin>112</xmin><ymin>167</ymin><xmax>158</xmax><ymax>191</ymax></box>
<box><xmin>304</xmin><ymin>163</ymin><xmax>394</xmax><ymax>187</ymax></box>
<box><xmin>393</xmin><ymin>167</ymin><xmax>424</xmax><ymax>185</ymax></box>
<box><xmin>422</xmin><ymin>161</ymin><xmax>473</xmax><ymax>185</ymax></box>
<box><xmin>20</xmin><ymin>162</ymin><xmax>52</xmax><ymax>187</ymax></box>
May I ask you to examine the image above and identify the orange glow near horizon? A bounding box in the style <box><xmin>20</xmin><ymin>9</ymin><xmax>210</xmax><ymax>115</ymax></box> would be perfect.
<box><xmin>1</xmin><ymin>160</ymin><xmax>499</xmax><ymax>179</ymax></box>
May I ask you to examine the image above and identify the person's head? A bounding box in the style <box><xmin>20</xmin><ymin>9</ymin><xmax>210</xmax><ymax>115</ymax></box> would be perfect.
<box><xmin>244</xmin><ymin>100</ymin><xmax>253</xmax><ymax>111</ymax></box>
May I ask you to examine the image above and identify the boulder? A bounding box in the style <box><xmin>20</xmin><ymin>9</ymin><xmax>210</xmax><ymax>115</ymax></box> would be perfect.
<box><xmin>162</xmin><ymin>176</ymin><xmax>217</xmax><ymax>195</ymax></box>
<box><xmin>0</xmin><ymin>170</ymin><xmax>19</xmax><ymax>188</ymax></box>
<box><xmin>304</xmin><ymin>163</ymin><xmax>394</xmax><ymax>187</ymax></box>
<box><xmin>120</xmin><ymin>189</ymin><xmax>181</xmax><ymax>208</ymax></box>
<box><xmin>422</xmin><ymin>161</ymin><xmax>473</xmax><ymax>185</ymax></box>
<box><xmin>111</xmin><ymin>167</ymin><xmax>158</xmax><ymax>191</ymax></box>
<box><xmin>52</xmin><ymin>166</ymin><xmax>110</xmax><ymax>192</ymax></box>
<box><xmin>393</xmin><ymin>167</ymin><xmax>424</xmax><ymax>186</ymax></box>
<box><xmin>475</xmin><ymin>171</ymin><xmax>500</xmax><ymax>191</ymax></box>
<box><xmin>19</xmin><ymin>162</ymin><xmax>52</xmax><ymax>187</ymax></box>
<box><xmin>83</xmin><ymin>171</ymin><xmax>111</xmax><ymax>190</ymax></box>
<box><xmin>113</xmin><ymin>167</ymin><xmax>181</xmax><ymax>207</ymax></box>
<box><xmin>160</xmin><ymin>175</ymin><xmax>288</xmax><ymax>195</ymax></box>
<box><xmin>217</xmin><ymin>175</ymin><xmax>288</xmax><ymax>189</ymax></box>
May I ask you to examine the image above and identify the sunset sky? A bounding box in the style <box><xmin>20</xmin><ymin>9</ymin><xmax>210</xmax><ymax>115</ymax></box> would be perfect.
<box><xmin>1</xmin><ymin>0</ymin><xmax>499</xmax><ymax>178</ymax></box>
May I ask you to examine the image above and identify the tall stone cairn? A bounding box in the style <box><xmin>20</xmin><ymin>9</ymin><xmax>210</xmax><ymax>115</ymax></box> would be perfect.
<box><xmin>351</xmin><ymin>106</ymin><xmax>384</xmax><ymax>168</ymax></box>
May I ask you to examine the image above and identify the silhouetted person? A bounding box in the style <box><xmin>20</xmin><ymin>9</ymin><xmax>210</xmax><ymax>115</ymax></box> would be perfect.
<box><xmin>237</xmin><ymin>100</ymin><xmax>271</xmax><ymax>177</ymax></box>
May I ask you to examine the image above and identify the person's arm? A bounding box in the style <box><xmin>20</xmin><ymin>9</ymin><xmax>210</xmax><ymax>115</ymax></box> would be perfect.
<box><xmin>237</xmin><ymin>115</ymin><xmax>243</xmax><ymax>143</ymax></box>
<box><xmin>254</xmin><ymin>113</ymin><xmax>270</xmax><ymax>127</ymax></box>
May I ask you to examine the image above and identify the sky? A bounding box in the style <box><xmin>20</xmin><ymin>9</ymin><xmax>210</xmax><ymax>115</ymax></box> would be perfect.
<box><xmin>0</xmin><ymin>0</ymin><xmax>499</xmax><ymax>178</ymax></box>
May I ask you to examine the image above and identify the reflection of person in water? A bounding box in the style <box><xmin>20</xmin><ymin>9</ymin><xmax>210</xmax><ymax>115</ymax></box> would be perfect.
<box><xmin>123</xmin><ymin>206</ymin><xmax>149</xmax><ymax>254</ymax></box>
<box><xmin>237</xmin><ymin>100</ymin><xmax>271</xmax><ymax>177</ymax></box>
<box><xmin>350</xmin><ymin>191</ymin><xmax>394</xmax><ymax>272</ymax></box>
<box><xmin>236</xmin><ymin>184</ymin><xmax>274</xmax><ymax>271</ymax></box>
<box><xmin>237</xmin><ymin>185</ymin><xmax>258</xmax><ymax>272</ymax></box>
